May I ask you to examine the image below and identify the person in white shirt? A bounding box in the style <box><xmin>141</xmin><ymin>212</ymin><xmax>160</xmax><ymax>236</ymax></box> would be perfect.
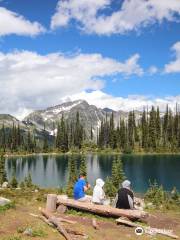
<box><xmin>92</xmin><ymin>178</ymin><xmax>105</xmax><ymax>205</ymax></box>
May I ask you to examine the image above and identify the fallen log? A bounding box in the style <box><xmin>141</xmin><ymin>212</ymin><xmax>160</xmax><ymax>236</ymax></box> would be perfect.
<box><xmin>56</xmin><ymin>217</ymin><xmax>76</xmax><ymax>224</ymax></box>
<box><xmin>116</xmin><ymin>217</ymin><xmax>138</xmax><ymax>227</ymax></box>
<box><xmin>39</xmin><ymin>215</ymin><xmax>55</xmax><ymax>227</ymax></box>
<box><xmin>29</xmin><ymin>213</ymin><xmax>76</xmax><ymax>225</ymax></box>
<box><xmin>66</xmin><ymin>229</ymin><xmax>87</xmax><ymax>236</ymax></box>
<box><xmin>41</xmin><ymin>208</ymin><xmax>72</xmax><ymax>240</ymax></box>
<box><xmin>40</xmin><ymin>208</ymin><xmax>86</xmax><ymax>239</ymax></box>
<box><xmin>116</xmin><ymin>218</ymin><xmax>179</xmax><ymax>239</ymax></box>
<box><xmin>49</xmin><ymin>216</ymin><xmax>73</xmax><ymax>240</ymax></box>
<box><xmin>57</xmin><ymin>196</ymin><xmax>148</xmax><ymax>220</ymax></box>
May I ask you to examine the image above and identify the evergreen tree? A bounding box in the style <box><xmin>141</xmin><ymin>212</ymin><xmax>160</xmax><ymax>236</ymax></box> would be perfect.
<box><xmin>56</xmin><ymin>123</ymin><xmax>61</xmax><ymax>148</ymax></box>
<box><xmin>74</xmin><ymin>112</ymin><xmax>83</xmax><ymax>149</ymax></box>
<box><xmin>90</xmin><ymin>125</ymin><xmax>93</xmax><ymax>141</ymax></box>
<box><xmin>66</xmin><ymin>156</ymin><xmax>77</xmax><ymax>197</ymax></box>
<box><xmin>68</xmin><ymin>121</ymin><xmax>74</xmax><ymax>149</ymax></box>
<box><xmin>26</xmin><ymin>173</ymin><xmax>33</xmax><ymax>188</ymax></box>
<box><xmin>43</xmin><ymin>124</ymin><xmax>49</xmax><ymax>152</ymax></box>
<box><xmin>177</xmin><ymin>109</ymin><xmax>180</xmax><ymax>149</ymax></box>
<box><xmin>10</xmin><ymin>167</ymin><xmax>18</xmax><ymax>188</ymax></box>
<box><xmin>96</xmin><ymin>127</ymin><xmax>99</xmax><ymax>145</ymax></box>
<box><xmin>105</xmin><ymin>156</ymin><xmax>125</xmax><ymax>197</ymax></box>
<box><xmin>162</xmin><ymin>105</ymin><xmax>169</xmax><ymax>148</ymax></box>
<box><xmin>174</xmin><ymin>105</ymin><xmax>179</xmax><ymax>146</ymax></box>
<box><xmin>11</xmin><ymin>123</ymin><xmax>17</xmax><ymax>151</ymax></box>
<box><xmin>104</xmin><ymin>176</ymin><xmax>117</xmax><ymax>197</ymax></box>
<box><xmin>17</xmin><ymin>124</ymin><xmax>21</xmax><ymax>147</ymax></box>
<box><xmin>19</xmin><ymin>181</ymin><xmax>25</xmax><ymax>189</ymax></box>
<box><xmin>79</xmin><ymin>156</ymin><xmax>87</xmax><ymax>176</ymax></box>
<box><xmin>104</xmin><ymin>113</ymin><xmax>109</xmax><ymax>148</ymax></box>
<box><xmin>0</xmin><ymin>124</ymin><xmax>6</xmax><ymax>151</ymax></box>
<box><xmin>119</xmin><ymin>119</ymin><xmax>126</xmax><ymax>150</ymax></box>
<box><xmin>167</xmin><ymin>110</ymin><xmax>174</xmax><ymax>149</ymax></box>
<box><xmin>109</xmin><ymin>112</ymin><xmax>116</xmax><ymax>149</ymax></box>
<box><xmin>128</xmin><ymin>111</ymin><xmax>135</xmax><ymax>149</ymax></box>
<box><xmin>148</xmin><ymin>106</ymin><xmax>157</xmax><ymax>150</ymax></box>
<box><xmin>98</xmin><ymin>120</ymin><xmax>104</xmax><ymax>148</ymax></box>
<box><xmin>141</xmin><ymin>109</ymin><xmax>148</xmax><ymax>149</ymax></box>
<box><xmin>156</xmin><ymin>107</ymin><xmax>161</xmax><ymax>148</ymax></box>
<box><xmin>0</xmin><ymin>154</ymin><xmax>7</xmax><ymax>185</ymax></box>
<box><xmin>133</xmin><ymin>111</ymin><xmax>139</xmax><ymax>143</ymax></box>
<box><xmin>27</xmin><ymin>130</ymin><xmax>34</xmax><ymax>152</ymax></box>
<box><xmin>111</xmin><ymin>157</ymin><xmax>125</xmax><ymax>189</ymax></box>
<box><xmin>56</xmin><ymin>115</ymin><xmax>69</xmax><ymax>152</ymax></box>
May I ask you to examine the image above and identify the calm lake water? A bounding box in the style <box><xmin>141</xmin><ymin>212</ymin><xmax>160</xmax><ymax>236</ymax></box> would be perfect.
<box><xmin>5</xmin><ymin>154</ymin><xmax>180</xmax><ymax>193</ymax></box>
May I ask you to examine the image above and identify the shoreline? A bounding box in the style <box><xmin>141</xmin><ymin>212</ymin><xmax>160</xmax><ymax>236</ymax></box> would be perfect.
<box><xmin>4</xmin><ymin>151</ymin><xmax>180</xmax><ymax>158</ymax></box>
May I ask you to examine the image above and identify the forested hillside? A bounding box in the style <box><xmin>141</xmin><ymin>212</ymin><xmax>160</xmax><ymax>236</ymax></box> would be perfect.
<box><xmin>0</xmin><ymin>104</ymin><xmax>180</xmax><ymax>153</ymax></box>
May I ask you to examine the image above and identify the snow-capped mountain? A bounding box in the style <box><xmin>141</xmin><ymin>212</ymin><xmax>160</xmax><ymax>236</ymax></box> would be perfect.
<box><xmin>23</xmin><ymin>100</ymin><xmax>111</xmax><ymax>138</ymax></box>
<box><xmin>0</xmin><ymin>100</ymin><xmax>142</xmax><ymax>140</ymax></box>
<box><xmin>23</xmin><ymin>100</ymin><xmax>129</xmax><ymax>139</ymax></box>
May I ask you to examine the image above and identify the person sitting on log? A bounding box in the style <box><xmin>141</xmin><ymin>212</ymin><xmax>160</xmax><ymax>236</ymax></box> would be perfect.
<box><xmin>73</xmin><ymin>173</ymin><xmax>91</xmax><ymax>202</ymax></box>
<box><xmin>116</xmin><ymin>180</ymin><xmax>134</xmax><ymax>209</ymax></box>
<box><xmin>92</xmin><ymin>178</ymin><xmax>105</xmax><ymax>205</ymax></box>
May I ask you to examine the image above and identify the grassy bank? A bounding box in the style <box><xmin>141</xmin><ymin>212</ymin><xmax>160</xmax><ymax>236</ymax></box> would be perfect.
<box><xmin>0</xmin><ymin>188</ymin><xmax>180</xmax><ymax>240</ymax></box>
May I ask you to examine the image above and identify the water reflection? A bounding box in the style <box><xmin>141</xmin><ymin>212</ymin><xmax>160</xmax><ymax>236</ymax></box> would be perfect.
<box><xmin>5</xmin><ymin>154</ymin><xmax>180</xmax><ymax>192</ymax></box>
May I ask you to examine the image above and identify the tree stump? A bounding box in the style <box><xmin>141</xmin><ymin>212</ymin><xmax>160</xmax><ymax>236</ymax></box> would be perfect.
<box><xmin>46</xmin><ymin>194</ymin><xmax>57</xmax><ymax>212</ymax></box>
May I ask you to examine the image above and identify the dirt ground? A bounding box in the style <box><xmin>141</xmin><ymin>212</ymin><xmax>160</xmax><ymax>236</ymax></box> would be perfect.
<box><xmin>0</xmin><ymin>191</ymin><xmax>180</xmax><ymax>240</ymax></box>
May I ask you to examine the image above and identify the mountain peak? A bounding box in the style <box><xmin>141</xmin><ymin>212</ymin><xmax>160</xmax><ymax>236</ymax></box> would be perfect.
<box><xmin>45</xmin><ymin>99</ymin><xmax>89</xmax><ymax>113</ymax></box>
<box><xmin>103</xmin><ymin>107</ymin><xmax>114</xmax><ymax>113</ymax></box>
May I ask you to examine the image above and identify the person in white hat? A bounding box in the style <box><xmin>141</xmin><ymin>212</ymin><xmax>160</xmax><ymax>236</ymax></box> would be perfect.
<box><xmin>92</xmin><ymin>178</ymin><xmax>105</xmax><ymax>205</ymax></box>
<box><xmin>116</xmin><ymin>180</ymin><xmax>134</xmax><ymax>209</ymax></box>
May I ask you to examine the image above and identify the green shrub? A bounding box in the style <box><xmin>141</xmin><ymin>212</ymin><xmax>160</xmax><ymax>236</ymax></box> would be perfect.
<box><xmin>24</xmin><ymin>173</ymin><xmax>33</xmax><ymax>188</ymax></box>
<box><xmin>104</xmin><ymin>177</ymin><xmax>117</xmax><ymax>197</ymax></box>
<box><xmin>10</xmin><ymin>169</ymin><xmax>18</xmax><ymax>188</ymax></box>
<box><xmin>145</xmin><ymin>180</ymin><xmax>180</xmax><ymax>210</ymax></box>
<box><xmin>31</xmin><ymin>228</ymin><xmax>47</xmax><ymax>237</ymax></box>
<box><xmin>19</xmin><ymin>173</ymin><xmax>38</xmax><ymax>190</ymax></box>
<box><xmin>17</xmin><ymin>226</ymin><xmax>47</xmax><ymax>237</ymax></box>
<box><xmin>19</xmin><ymin>181</ymin><xmax>25</xmax><ymax>189</ymax></box>
<box><xmin>2</xmin><ymin>236</ymin><xmax>22</xmax><ymax>240</ymax></box>
<box><xmin>66</xmin><ymin>182</ymin><xmax>74</xmax><ymax>198</ymax></box>
<box><xmin>145</xmin><ymin>180</ymin><xmax>166</xmax><ymax>207</ymax></box>
<box><xmin>0</xmin><ymin>202</ymin><xmax>15</xmax><ymax>214</ymax></box>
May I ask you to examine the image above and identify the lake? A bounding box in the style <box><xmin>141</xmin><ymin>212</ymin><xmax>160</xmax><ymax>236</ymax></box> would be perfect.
<box><xmin>5</xmin><ymin>154</ymin><xmax>180</xmax><ymax>193</ymax></box>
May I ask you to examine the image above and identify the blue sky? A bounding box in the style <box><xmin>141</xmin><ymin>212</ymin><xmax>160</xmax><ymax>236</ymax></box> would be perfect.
<box><xmin>1</xmin><ymin>0</ymin><xmax>180</xmax><ymax>118</ymax></box>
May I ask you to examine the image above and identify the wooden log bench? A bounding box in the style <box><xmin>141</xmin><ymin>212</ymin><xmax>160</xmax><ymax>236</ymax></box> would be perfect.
<box><xmin>56</xmin><ymin>195</ymin><xmax>148</xmax><ymax>221</ymax></box>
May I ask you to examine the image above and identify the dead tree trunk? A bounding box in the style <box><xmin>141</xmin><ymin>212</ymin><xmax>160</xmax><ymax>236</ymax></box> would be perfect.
<box><xmin>41</xmin><ymin>208</ymin><xmax>72</xmax><ymax>240</ymax></box>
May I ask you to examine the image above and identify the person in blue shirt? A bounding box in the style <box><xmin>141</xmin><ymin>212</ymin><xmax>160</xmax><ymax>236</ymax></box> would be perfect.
<box><xmin>73</xmin><ymin>173</ymin><xmax>91</xmax><ymax>202</ymax></box>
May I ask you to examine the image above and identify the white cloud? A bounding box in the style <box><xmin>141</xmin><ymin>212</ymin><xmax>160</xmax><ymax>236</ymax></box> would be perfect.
<box><xmin>51</xmin><ymin>0</ymin><xmax>180</xmax><ymax>35</ymax></box>
<box><xmin>0</xmin><ymin>7</ymin><xmax>45</xmax><ymax>36</ymax></box>
<box><xmin>0</xmin><ymin>50</ymin><xmax>142</xmax><ymax>119</ymax></box>
<box><xmin>65</xmin><ymin>90</ymin><xmax>180</xmax><ymax>112</ymax></box>
<box><xmin>164</xmin><ymin>41</ymin><xmax>180</xmax><ymax>73</ymax></box>
<box><xmin>148</xmin><ymin>66</ymin><xmax>158</xmax><ymax>75</ymax></box>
